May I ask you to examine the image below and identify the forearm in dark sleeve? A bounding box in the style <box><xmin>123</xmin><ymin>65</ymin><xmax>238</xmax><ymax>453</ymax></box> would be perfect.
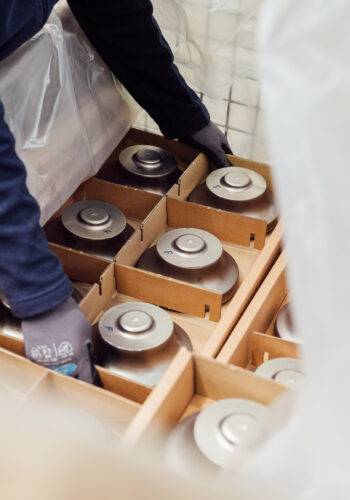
<box><xmin>67</xmin><ymin>0</ymin><xmax>210</xmax><ymax>139</ymax></box>
<box><xmin>0</xmin><ymin>101</ymin><xmax>73</xmax><ymax>319</ymax></box>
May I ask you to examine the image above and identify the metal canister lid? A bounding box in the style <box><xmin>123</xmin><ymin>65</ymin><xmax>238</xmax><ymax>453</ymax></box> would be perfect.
<box><xmin>193</xmin><ymin>398</ymin><xmax>267</xmax><ymax>467</ymax></box>
<box><xmin>98</xmin><ymin>302</ymin><xmax>174</xmax><ymax>352</ymax></box>
<box><xmin>119</xmin><ymin>145</ymin><xmax>178</xmax><ymax>178</ymax></box>
<box><xmin>206</xmin><ymin>167</ymin><xmax>267</xmax><ymax>202</ymax></box>
<box><xmin>61</xmin><ymin>201</ymin><xmax>126</xmax><ymax>241</ymax></box>
<box><xmin>255</xmin><ymin>357</ymin><xmax>304</xmax><ymax>386</ymax></box>
<box><xmin>275</xmin><ymin>303</ymin><xmax>300</xmax><ymax>343</ymax></box>
<box><xmin>156</xmin><ymin>228</ymin><xmax>223</xmax><ymax>269</ymax></box>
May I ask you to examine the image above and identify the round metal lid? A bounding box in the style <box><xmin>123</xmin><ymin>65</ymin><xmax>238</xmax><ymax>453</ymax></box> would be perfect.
<box><xmin>206</xmin><ymin>167</ymin><xmax>267</xmax><ymax>202</ymax></box>
<box><xmin>275</xmin><ymin>303</ymin><xmax>300</xmax><ymax>343</ymax></box>
<box><xmin>98</xmin><ymin>302</ymin><xmax>174</xmax><ymax>352</ymax></box>
<box><xmin>193</xmin><ymin>398</ymin><xmax>267</xmax><ymax>467</ymax></box>
<box><xmin>0</xmin><ymin>290</ymin><xmax>10</xmax><ymax>309</ymax></box>
<box><xmin>255</xmin><ymin>357</ymin><xmax>304</xmax><ymax>387</ymax></box>
<box><xmin>119</xmin><ymin>145</ymin><xmax>178</xmax><ymax>178</ymax></box>
<box><xmin>156</xmin><ymin>228</ymin><xmax>223</xmax><ymax>270</ymax></box>
<box><xmin>62</xmin><ymin>201</ymin><xmax>126</xmax><ymax>241</ymax></box>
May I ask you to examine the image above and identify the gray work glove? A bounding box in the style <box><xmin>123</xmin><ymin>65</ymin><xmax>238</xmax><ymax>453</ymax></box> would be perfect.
<box><xmin>179</xmin><ymin>121</ymin><xmax>233</xmax><ymax>168</ymax></box>
<box><xmin>22</xmin><ymin>297</ymin><xmax>96</xmax><ymax>384</ymax></box>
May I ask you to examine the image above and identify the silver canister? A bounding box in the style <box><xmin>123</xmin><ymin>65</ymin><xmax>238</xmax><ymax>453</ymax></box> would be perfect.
<box><xmin>93</xmin><ymin>302</ymin><xmax>192</xmax><ymax>387</ymax></box>
<box><xmin>187</xmin><ymin>167</ymin><xmax>278</xmax><ymax>232</ymax></box>
<box><xmin>274</xmin><ymin>303</ymin><xmax>301</xmax><ymax>343</ymax></box>
<box><xmin>44</xmin><ymin>200</ymin><xmax>134</xmax><ymax>260</ymax></box>
<box><xmin>98</xmin><ymin>145</ymin><xmax>181</xmax><ymax>195</ymax></box>
<box><xmin>136</xmin><ymin>228</ymin><xmax>239</xmax><ymax>303</ymax></box>
<box><xmin>165</xmin><ymin>398</ymin><xmax>268</xmax><ymax>478</ymax></box>
<box><xmin>0</xmin><ymin>285</ymin><xmax>84</xmax><ymax>341</ymax></box>
<box><xmin>255</xmin><ymin>357</ymin><xmax>304</xmax><ymax>386</ymax></box>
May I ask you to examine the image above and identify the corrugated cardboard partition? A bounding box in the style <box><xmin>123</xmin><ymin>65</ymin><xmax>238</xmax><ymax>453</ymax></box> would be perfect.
<box><xmin>122</xmin><ymin>349</ymin><xmax>286</xmax><ymax>448</ymax></box>
<box><xmin>0</xmin><ymin>347</ymin><xmax>144</xmax><ymax>439</ymax></box>
<box><xmin>216</xmin><ymin>250</ymin><xmax>300</xmax><ymax>371</ymax></box>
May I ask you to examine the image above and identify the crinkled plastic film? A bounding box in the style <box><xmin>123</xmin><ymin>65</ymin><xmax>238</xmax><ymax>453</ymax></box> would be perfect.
<box><xmin>138</xmin><ymin>0</ymin><xmax>268</xmax><ymax>161</ymax></box>
<box><xmin>0</xmin><ymin>2</ymin><xmax>139</xmax><ymax>224</ymax></box>
<box><xmin>217</xmin><ymin>0</ymin><xmax>350</xmax><ymax>498</ymax></box>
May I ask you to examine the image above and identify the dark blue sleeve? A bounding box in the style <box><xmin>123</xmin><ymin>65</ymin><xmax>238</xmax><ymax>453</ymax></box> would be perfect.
<box><xmin>0</xmin><ymin>101</ymin><xmax>73</xmax><ymax>319</ymax></box>
<box><xmin>67</xmin><ymin>0</ymin><xmax>210</xmax><ymax>139</ymax></box>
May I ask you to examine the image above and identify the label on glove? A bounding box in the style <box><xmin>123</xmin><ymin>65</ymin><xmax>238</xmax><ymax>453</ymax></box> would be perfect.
<box><xmin>49</xmin><ymin>364</ymin><xmax>77</xmax><ymax>376</ymax></box>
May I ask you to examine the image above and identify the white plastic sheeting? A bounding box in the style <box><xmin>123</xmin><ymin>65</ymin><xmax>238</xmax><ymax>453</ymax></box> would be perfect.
<box><xmin>0</xmin><ymin>2</ymin><xmax>138</xmax><ymax>224</ymax></box>
<box><xmin>138</xmin><ymin>0</ymin><xmax>268</xmax><ymax>161</ymax></box>
<box><xmin>220</xmin><ymin>1</ymin><xmax>350</xmax><ymax>497</ymax></box>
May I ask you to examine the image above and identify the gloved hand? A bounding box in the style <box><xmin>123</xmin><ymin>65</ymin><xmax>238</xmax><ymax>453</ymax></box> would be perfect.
<box><xmin>22</xmin><ymin>297</ymin><xmax>97</xmax><ymax>384</ymax></box>
<box><xmin>179</xmin><ymin>121</ymin><xmax>233</xmax><ymax>168</ymax></box>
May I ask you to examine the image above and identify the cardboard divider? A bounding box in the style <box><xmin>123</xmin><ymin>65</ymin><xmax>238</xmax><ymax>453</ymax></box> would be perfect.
<box><xmin>49</xmin><ymin>243</ymin><xmax>110</xmax><ymax>298</ymax></box>
<box><xmin>167</xmin><ymin>152</ymin><xmax>276</xmax><ymax>250</ymax></box>
<box><xmin>109</xmin><ymin>195</ymin><xmax>282</xmax><ymax>324</ymax></box>
<box><xmin>25</xmin><ymin>368</ymin><xmax>141</xmax><ymax>439</ymax></box>
<box><xmin>0</xmin><ymin>348</ymin><xmax>47</xmax><ymax>400</ymax></box>
<box><xmin>217</xmin><ymin>250</ymin><xmax>290</xmax><ymax>364</ymax></box>
<box><xmin>122</xmin><ymin>349</ymin><xmax>286</xmax><ymax>448</ymax></box>
<box><xmin>44</xmin><ymin>177</ymin><xmax>163</xmax><ymax>263</ymax></box>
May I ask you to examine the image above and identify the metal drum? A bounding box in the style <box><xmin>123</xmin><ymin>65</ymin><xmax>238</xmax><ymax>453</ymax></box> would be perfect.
<box><xmin>274</xmin><ymin>303</ymin><xmax>301</xmax><ymax>343</ymax></box>
<box><xmin>98</xmin><ymin>145</ymin><xmax>181</xmax><ymax>195</ymax></box>
<box><xmin>255</xmin><ymin>357</ymin><xmax>304</xmax><ymax>386</ymax></box>
<box><xmin>0</xmin><ymin>286</ymin><xmax>84</xmax><ymax>341</ymax></box>
<box><xmin>93</xmin><ymin>302</ymin><xmax>192</xmax><ymax>387</ymax></box>
<box><xmin>136</xmin><ymin>228</ymin><xmax>239</xmax><ymax>303</ymax></box>
<box><xmin>165</xmin><ymin>398</ymin><xmax>268</xmax><ymax>478</ymax></box>
<box><xmin>188</xmin><ymin>167</ymin><xmax>278</xmax><ymax>232</ymax></box>
<box><xmin>44</xmin><ymin>200</ymin><xmax>134</xmax><ymax>260</ymax></box>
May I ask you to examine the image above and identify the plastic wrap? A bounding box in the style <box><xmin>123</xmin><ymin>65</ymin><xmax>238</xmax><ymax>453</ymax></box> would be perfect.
<box><xmin>0</xmin><ymin>2</ymin><xmax>139</xmax><ymax>224</ymax></box>
<box><xmin>137</xmin><ymin>0</ymin><xmax>269</xmax><ymax>162</ymax></box>
<box><xmin>152</xmin><ymin>0</ymin><xmax>260</xmax><ymax>98</ymax></box>
<box><xmin>217</xmin><ymin>0</ymin><xmax>350</xmax><ymax>497</ymax></box>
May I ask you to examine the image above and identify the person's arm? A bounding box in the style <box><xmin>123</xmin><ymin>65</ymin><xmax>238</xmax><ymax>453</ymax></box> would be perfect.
<box><xmin>0</xmin><ymin>101</ymin><xmax>95</xmax><ymax>383</ymax></box>
<box><xmin>67</xmin><ymin>0</ymin><xmax>208</xmax><ymax>140</ymax></box>
<box><xmin>0</xmin><ymin>101</ymin><xmax>72</xmax><ymax>317</ymax></box>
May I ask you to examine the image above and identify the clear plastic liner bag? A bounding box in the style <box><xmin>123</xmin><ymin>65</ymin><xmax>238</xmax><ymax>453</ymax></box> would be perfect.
<box><xmin>141</xmin><ymin>0</ymin><xmax>270</xmax><ymax>162</ymax></box>
<box><xmin>215</xmin><ymin>0</ymin><xmax>350</xmax><ymax>497</ymax></box>
<box><xmin>0</xmin><ymin>2</ymin><xmax>139</xmax><ymax>225</ymax></box>
<box><xmin>151</xmin><ymin>0</ymin><xmax>260</xmax><ymax>99</ymax></box>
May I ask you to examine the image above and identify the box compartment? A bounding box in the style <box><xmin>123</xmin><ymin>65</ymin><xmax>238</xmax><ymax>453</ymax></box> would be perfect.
<box><xmin>217</xmin><ymin>251</ymin><xmax>299</xmax><ymax>369</ymax></box>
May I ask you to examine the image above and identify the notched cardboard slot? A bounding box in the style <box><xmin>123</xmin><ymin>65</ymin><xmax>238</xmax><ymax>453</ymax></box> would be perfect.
<box><xmin>217</xmin><ymin>250</ymin><xmax>292</xmax><ymax>366</ymax></box>
<box><xmin>49</xmin><ymin>243</ymin><xmax>110</xmax><ymax>286</ymax></box>
<box><xmin>167</xmin><ymin>198</ymin><xmax>267</xmax><ymax>250</ymax></box>
<box><xmin>76</xmin><ymin>177</ymin><xmax>161</xmax><ymax>221</ymax></box>
<box><xmin>115</xmin><ymin>264</ymin><xmax>222</xmax><ymax>322</ymax></box>
<box><xmin>250</xmin><ymin>332</ymin><xmax>299</xmax><ymax>369</ymax></box>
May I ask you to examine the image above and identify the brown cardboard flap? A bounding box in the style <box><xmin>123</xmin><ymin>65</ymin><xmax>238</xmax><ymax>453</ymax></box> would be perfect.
<box><xmin>167</xmin><ymin>198</ymin><xmax>267</xmax><ymax>250</ymax></box>
<box><xmin>193</xmin><ymin>355</ymin><xmax>285</xmax><ymax>404</ymax></box>
<box><xmin>227</xmin><ymin>154</ymin><xmax>275</xmax><ymax>193</ymax></box>
<box><xmin>49</xmin><ymin>243</ymin><xmax>109</xmax><ymax>284</ymax></box>
<box><xmin>251</xmin><ymin>332</ymin><xmax>299</xmax><ymax>367</ymax></box>
<box><xmin>172</xmin><ymin>153</ymin><xmax>210</xmax><ymax>200</ymax></box>
<box><xmin>115</xmin><ymin>198</ymin><xmax>167</xmax><ymax>267</ymax></box>
<box><xmin>115</xmin><ymin>264</ymin><xmax>223</xmax><ymax>322</ymax></box>
<box><xmin>74</xmin><ymin>177</ymin><xmax>161</xmax><ymax>220</ymax></box>
<box><xmin>217</xmin><ymin>248</ymin><xmax>287</xmax><ymax>364</ymax></box>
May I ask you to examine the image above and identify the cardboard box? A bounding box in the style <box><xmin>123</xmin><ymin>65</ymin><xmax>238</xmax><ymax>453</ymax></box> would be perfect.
<box><xmin>0</xmin><ymin>347</ymin><xmax>146</xmax><ymax>438</ymax></box>
<box><xmin>216</xmin><ymin>251</ymin><xmax>299</xmax><ymax>369</ymax></box>
<box><xmin>122</xmin><ymin>348</ymin><xmax>286</xmax><ymax>448</ymax></box>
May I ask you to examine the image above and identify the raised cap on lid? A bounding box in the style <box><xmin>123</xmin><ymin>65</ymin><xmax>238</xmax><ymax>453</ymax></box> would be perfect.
<box><xmin>156</xmin><ymin>228</ymin><xmax>223</xmax><ymax>270</ymax></box>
